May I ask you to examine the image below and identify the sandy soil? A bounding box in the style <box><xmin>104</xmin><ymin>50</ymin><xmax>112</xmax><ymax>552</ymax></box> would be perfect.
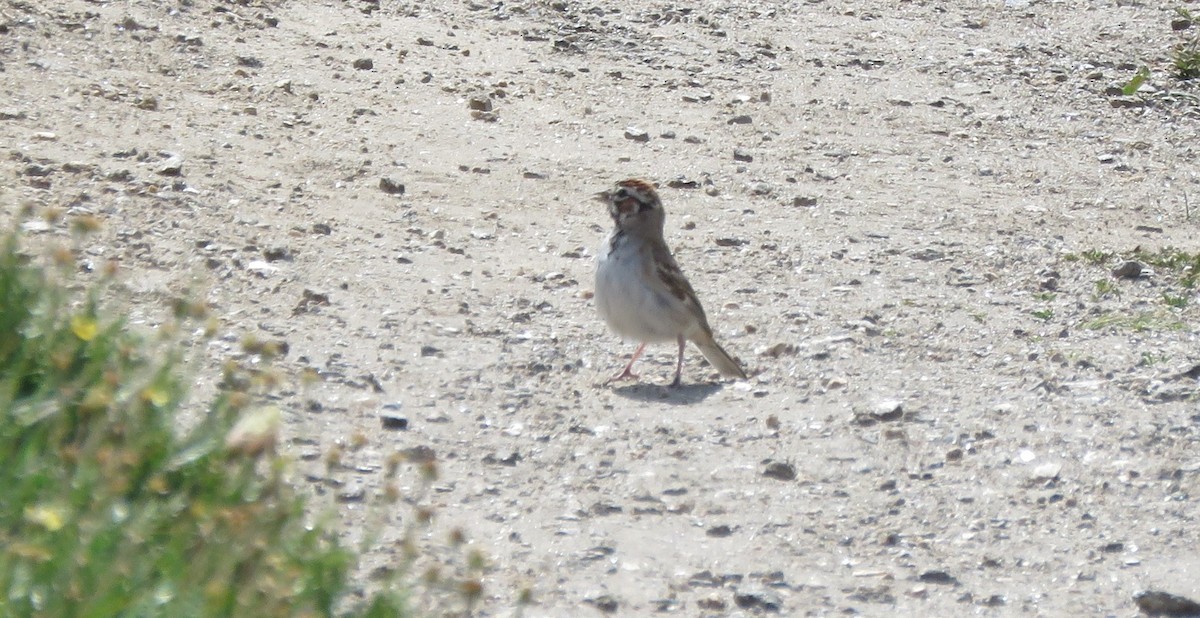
<box><xmin>4</xmin><ymin>0</ymin><xmax>1200</xmax><ymax>615</ymax></box>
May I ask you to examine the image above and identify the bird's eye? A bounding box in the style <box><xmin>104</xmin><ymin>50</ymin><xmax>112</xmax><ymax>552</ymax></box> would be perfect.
<box><xmin>614</xmin><ymin>187</ymin><xmax>628</xmax><ymax>198</ymax></box>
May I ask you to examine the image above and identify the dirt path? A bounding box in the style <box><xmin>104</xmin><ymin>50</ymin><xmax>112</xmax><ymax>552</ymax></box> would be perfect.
<box><xmin>4</xmin><ymin>0</ymin><xmax>1200</xmax><ymax>615</ymax></box>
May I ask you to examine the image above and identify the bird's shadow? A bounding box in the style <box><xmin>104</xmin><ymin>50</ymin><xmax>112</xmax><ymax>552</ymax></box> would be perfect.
<box><xmin>608</xmin><ymin>381</ymin><xmax>724</xmax><ymax>405</ymax></box>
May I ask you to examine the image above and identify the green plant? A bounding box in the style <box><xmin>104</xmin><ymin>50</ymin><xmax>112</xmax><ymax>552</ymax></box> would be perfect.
<box><xmin>1173</xmin><ymin>8</ymin><xmax>1200</xmax><ymax>79</ymax></box>
<box><xmin>1080</xmin><ymin>249</ymin><xmax>1114</xmax><ymax>265</ymax></box>
<box><xmin>1093</xmin><ymin>278</ymin><xmax>1119</xmax><ymax>299</ymax></box>
<box><xmin>1139</xmin><ymin>351</ymin><xmax>1170</xmax><ymax>367</ymax></box>
<box><xmin>1031</xmin><ymin>309</ymin><xmax>1054</xmax><ymax>321</ymax></box>
<box><xmin>1163</xmin><ymin>291</ymin><xmax>1189</xmax><ymax>308</ymax></box>
<box><xmin>1132</xmin><ymin>247</ymin><xmax>1200</xmax><ymax>287</ymax></box>
<box><xmin>0</xmin><ymin>222</ymin><xmax>406</xmax><ymax>617</ymax></box>
<box><xmin>1123</xmin><ymin>66</ymin><xmax>1151</xmax><ymax>95</ymax></box>
<box><xmin>1081</xmin><ymin>311</ymin><xmax>1187</xmax><ymax>332</ymax></box>
<box><xmin>1175</xmin><ymin>39</ymin><xmax>1200</xmax><ymax>80</ymax></box>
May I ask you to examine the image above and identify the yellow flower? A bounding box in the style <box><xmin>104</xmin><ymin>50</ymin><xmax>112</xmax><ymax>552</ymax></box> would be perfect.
<box><xmin>24</xmin><ymin>505</ymin><xmax>66</xmax><ymax>531</ymax></box>
<box><xmin>141</xmin><ymin>385</ymin><xmax>170</xmax><ymax>407</ymax></box>
<box><xmin>70</xmin><ymin>315</ymin><xmax>98</xmax><ymax>341</ymax></box>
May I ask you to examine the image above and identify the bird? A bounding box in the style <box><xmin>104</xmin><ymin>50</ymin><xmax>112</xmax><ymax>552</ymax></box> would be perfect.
<box><xmin>593</xmin><ymin>178</ymin><xmax>747</xmax><ymax>387</ymax></box>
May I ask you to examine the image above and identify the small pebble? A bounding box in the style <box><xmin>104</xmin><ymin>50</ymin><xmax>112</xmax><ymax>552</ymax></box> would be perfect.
<box><xmin>762</xmin><ymin>461</ymin><xmax>796</xmax><ymax>481</ymax></box>
<box><xmin>623</xmin><ymin>127</ymin><xmax>650</xmax><ymax>142</ymax></box>
<box><xmin>1112</xmin><ymin>261</ymin><xmax>1143</xmax><ymax>279</ymax></box>
<box><xmin>468</xmin><ymin>96</ymin><xmax>492</xmax><ymax>112</ymax></box>
<box><xmin>379</xmin><ymin>177</ymin><xmax>405</xmax><ymax>195</ymax></box>
<box><xmin>380</xmin><ymin>415</ymin><xmax>408</xmax><ymax>430</ymax></box>
<box><xmin>1134</xmin><ymin>590</ymin><xmax>1200</xmax><ymax>616</ymax></box>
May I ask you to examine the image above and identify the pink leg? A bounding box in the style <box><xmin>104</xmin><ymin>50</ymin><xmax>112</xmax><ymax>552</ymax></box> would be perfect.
<box><xmin>671</xmin><ymin>335</ymin><xmax>685</xmax><ymax>387</ymax></box>
<box><xmin>606</xmin><ymin>342</ymin><xmax>647</xmax><ymax>384</ymax></box>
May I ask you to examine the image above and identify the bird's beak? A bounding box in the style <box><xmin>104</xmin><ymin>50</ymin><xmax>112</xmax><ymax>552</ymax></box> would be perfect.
<box><xmin>593</xmin><ymin>190</ymin><xmax>610</xmax><ymax>203</ymax></box>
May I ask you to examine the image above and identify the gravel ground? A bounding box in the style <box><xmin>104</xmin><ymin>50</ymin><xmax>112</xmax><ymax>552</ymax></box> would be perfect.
<box><xmin>4</xmin><ymin>0</ymin><xmax>1200</xmax><ymax>615</ymax></box>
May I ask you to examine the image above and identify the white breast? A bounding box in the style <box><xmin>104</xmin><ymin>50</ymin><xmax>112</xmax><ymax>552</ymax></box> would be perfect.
<box><xmin>595</xmin><ymin>232</ymin><xmax>693</xmax><ymax>342</ymax></box>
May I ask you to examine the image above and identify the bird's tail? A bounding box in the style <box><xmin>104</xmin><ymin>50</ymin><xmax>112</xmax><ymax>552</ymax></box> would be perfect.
<box><xmin>693</xmin><ymin>335</ymin><xmax>747</xmax><ymax>380</ymax></box>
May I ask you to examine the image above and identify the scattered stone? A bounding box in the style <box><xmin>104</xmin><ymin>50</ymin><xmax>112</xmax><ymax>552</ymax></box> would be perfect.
<box><xmin>23</xmin><ymin>164</ymin><xmax>53</xmax><ymax>177</ymax></box>
<box><xmin>236</xmin><ymin>56</ymin><xmax>263</xmax><ymax>68</ymax></box>
<box><xmin>1134</xmin><ymin>590</ymin><xmax>1200</xmax><ymax>616</ymax></box>
<box><xmin>624</xmin><ymin>127</ymin><xmax>650</xmax><ymax>142</ymax></box>
<box><xmin>666</xmin><ymin>178</ymin><xmax>700</xmax><ymax>189</ymax></box>
<box><xmin>653</xmin><ymin>598</ymin><xmax>680</xmax><ymax>612</ymax></box>
<box><xmin>590</xmin><ymin>501</ymin><xmax>622</xmax><ymax>515</ymax></box>
<box><xmin>715</xmin><ymin>237</ymin><xmax>747</xmax><ymax>247</ymax></box>
<box><xmin>1174</xmin><ymin>364</ymin><xmax>1200</xmax><ymax>380</ymax></box>
<box><xmin>156</xmin><ymin>155</ymin><xmax>184</xmax><ymax>176</ymax></box>
<box><xmin>728</xmin><ymin>114</ymin><xmax>753</xmax><ymax>125</ymax></box>
<box><xmin>697</xmin><ymin>594</ymin><xmax>726</xmax><ymax>610</ymax></box>
<box><xmin>262</xmin><ymin>246</ymin><xmax>292</xmax><ymax>262</ymax></box>
<box><xmin>298</xmin><ymin>289</ymin><xmax>330</xmax><ymax>310</ymax></box>
<box><xmin>733</xmin><ymin>586</ymin><xmax>783</xmax><ymax>612</ymax></box>
<box><xmin>119</xmin><ymin>16</ymin><xmax>149</xmax><ymax>30</ymax></box>
<box><xmin>659</xmin><ymin>130</ymin><xmax>676</xmax><ymax>139</ymax></box>
<box><xmin>1171</xmin><ymin>18</ymin><xmax>1193</xmax><ymax>31</ymax></box>
<box><xmin>483</xmin><ymin>451</ymin><xmax>521</xmax><ymax>466</ymax></box>
<box><xmin>522</xmin><ymin>170</ymin><xmax>548</xmax><ymax>179</ymax></box>
<box><xmin>980</xmin><ymin>594</ymin><xmax>1006</xmax><ymax>607</ymax></box>
<box><xmin>584</xmin><ymin>594</ymin><xmax>619</xmax><ymax>613</ymax></box>
<box><xmin>1110</xmin><ymin>97</ymin><xmax>1145</xmax><ymax>109</ymax></box>
<box><xmin>379</xmin><ymin>177</ymin><xmax>405</xmax><ymax>195</ymax></box>
<box><xmin>746</xmin><ymin>181</ymin><xmax>773</xmax><ymax>196</ymax></box>
<box><xmin>706</xmin><ymin>524</ymin><xmax>734</xmax><ymax>538</ymax></box>
<box><xmin>312</xmin><ymin>223</ymin><xmax>332</xmax><ymax>235</ymax></box>
<box><xmin>848</xmin><ymin>585</ymin><xmax>896</xmax><ymax>604</ymax></box>
<box><xmin>335</xmin><ymin>487</ymin><xmax>366</xmax><ymax>503</ymax></box>
<box><xmin>352</xmin><ymin>58</ymin><xmax>373</xmax><ymax>70</ymax></box>
<box><xmin>580</xmin><ymin>546</ymin><xmax>615</xmax><ymax>562</ymax></box>
<box><xmin>419</xmin><ymin>345</ymin><xmax>442</xmax><ymax>357</ymax></box>
<box><xmin>688</xmin><ymin>570</ymin><xmax>729</xmax><ymax>588</ymax></box>
<box><xmin>854</xmin><ymin>400</ymin><xmax>904</xmax><ymax>425</ymax></box>
<box><xmin>380</xmin><ymin>415</ymin><xmax>408</xmax><ymax>430</ymax></box>
<box><xmin>793</xmin><ymin>196</ymin><xmax>818</xmax><ymax>207</ymax></box>
<box><xmin>245</xmin><ymin>260</ymin><xmax>279</xmax><ymax>277</ymax></box>
<box><xmin>468</xmin><ymin>95</ymin><xmax>492</xmax><ymax>112</ymax></box>
<box><xmin>762</xmin><ymin>460</ymin><xmax>797</xmax><ymax>481</ymax></box>
<box><xmin>734</xmin><ymin>148</ymin><xmax>754</xmax><ymax>162</ymax></box>
<box><xmin>400</xmin><ymin>445</ymin><xmax>436</xmax><ymax>463</ymax></box>
<box><xmin>1112</xmin><ymin>260</ymin><xmax>1143</xmax><ymax>279</ymax></box>
<box><xmin>908</xmin><ymin>247</ymin><xmax>945</xmax><ymax>261</ymax></box>
<box><xmin>759</xmin><ymin>342</ymin><xmax>798</xmax><ymax>358</ymax></box>
<box><xmin>917</xmin><ymin>570</ymin><xmax>958</xmax><ymax>585</ymax></box>
<box><xmin>32</xmin><ymin>132</ymin><xmax>57</xmax><ymax>141</ymax></box>
<box><xmin>0</xmin><ymin>109</ymin><xmax>27</xmax><ymax>120</ymax></box>
<box><xmin>1029</xmin><ymin>461</ymin><xmax>1063</xmax><ymax>481</ymax></box>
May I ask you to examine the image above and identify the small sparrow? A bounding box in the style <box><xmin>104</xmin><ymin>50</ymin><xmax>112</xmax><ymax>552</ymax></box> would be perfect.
<box><xmin>594</xmin><ymin>178</ymin><xmax>747</xmax><ymax>386</ymax></box>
